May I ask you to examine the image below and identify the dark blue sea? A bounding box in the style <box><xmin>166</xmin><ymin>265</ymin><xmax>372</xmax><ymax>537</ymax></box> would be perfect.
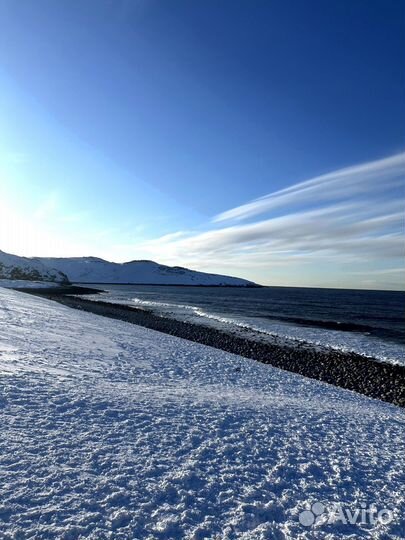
<box><xmin>82</xmin><ymin>285</ymin><xmax>405</xmax><ymax>365</ymax></box>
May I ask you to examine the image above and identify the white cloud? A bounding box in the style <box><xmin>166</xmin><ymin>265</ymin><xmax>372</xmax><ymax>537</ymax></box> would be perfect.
<box><xmin>213</xmin><ymin>152</ymin><xmax>405</xmax><ymax>223</ymax></box>
<box><xmin>137</xmin><ymin>152</ymin><xmax>405</xmax><ymax>288</ymax></box>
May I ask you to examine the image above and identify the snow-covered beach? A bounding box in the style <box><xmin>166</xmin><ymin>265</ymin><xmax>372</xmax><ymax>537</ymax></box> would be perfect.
<box><xmin>0</xmin><ymin>286</ymin><xmax>404</xmax><ymax>539</ymax></box>
<box><xmin>29</xmin><ymin>290</ymin><xmax>405</xmax><ymax>407</ymax></box>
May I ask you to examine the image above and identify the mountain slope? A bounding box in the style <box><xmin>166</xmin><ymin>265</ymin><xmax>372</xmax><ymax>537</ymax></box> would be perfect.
<box><xmin>37</xmin><ymin>256</ymin><xmax>257</xmax><ymax>286</ymax></box>
<box><xmin>0</xmin><ymin>250</ymin><xmax>68</xmax><ymax>283</ymax></box>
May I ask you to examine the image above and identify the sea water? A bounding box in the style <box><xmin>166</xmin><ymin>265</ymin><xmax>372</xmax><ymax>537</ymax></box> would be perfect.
<box><xmin>80</xmin><ymin>285</ymin><xmax>405</xmax><ymax>365</ymax></box>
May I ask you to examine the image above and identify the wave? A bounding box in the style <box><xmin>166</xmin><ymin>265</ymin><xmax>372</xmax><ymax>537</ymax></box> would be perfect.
<box><xmin>127</xmin><ymin>296</ymin><xmax>405</xmax><ymax>365</ymax></box>
<box><xmin>131</xmin><ymin>297</ymin><xmax>377</xmax><ymax>336</ymax></box>
<box><xmin>131</xmin><ymin>297</ymin><xmax>199</xmax><ymax>311</ymax></box>
<box><xmin>262</xmin><ymin>315</ymin><xmax>384</xmax><ymax>335</ymax></box>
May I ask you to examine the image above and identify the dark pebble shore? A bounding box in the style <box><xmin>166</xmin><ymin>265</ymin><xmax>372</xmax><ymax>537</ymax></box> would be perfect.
<box><xmin>24</xmin><ymin>289</ymin><xmax>405</xmax><ymax>408</ymax></box>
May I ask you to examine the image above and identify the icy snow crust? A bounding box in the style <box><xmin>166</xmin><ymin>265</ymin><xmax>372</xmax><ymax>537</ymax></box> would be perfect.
<box><xmin>0</xmin><ymin>288</ymin><xmax>404</xmax><ymax>539</ymax></box>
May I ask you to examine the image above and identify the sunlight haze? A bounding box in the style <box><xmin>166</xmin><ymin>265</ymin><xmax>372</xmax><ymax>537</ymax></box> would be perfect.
<box><xmin>1</xmin><ymin>0</ymin><xmax>404</xmax><ymax>289</ymax></box>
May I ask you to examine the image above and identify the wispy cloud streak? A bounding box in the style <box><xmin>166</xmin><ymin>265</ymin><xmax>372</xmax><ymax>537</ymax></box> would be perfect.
<box><xmin>138</xmin><ymin>153</ymin><xmax>405</xmax><ymax>288</ymax></box>
<box><xmin>213</xmin><ymin>152</ymin><xmax>405</xmax><ymax>223</ymax></box>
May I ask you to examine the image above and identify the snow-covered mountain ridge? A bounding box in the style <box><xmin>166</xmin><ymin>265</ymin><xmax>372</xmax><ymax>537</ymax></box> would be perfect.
<box><xmin>0</xmin><ymin>250</ymin><xmax>257</xmax><ymax>286</ymax></box>
<box><xmin>37</xmin><ymin>256</ymin><xmax>257</xmax><ymax>286</ymax></box>
<box><xmin>0</xmin><ymin>250</ymin><xmax>68</xmax><ymax>283</ymax></box>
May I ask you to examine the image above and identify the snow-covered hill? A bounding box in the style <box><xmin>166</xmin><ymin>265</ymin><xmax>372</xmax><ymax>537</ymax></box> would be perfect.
<box><xmin>0</xmin><ymin>249</ymin><xmax>256</xmax><ymax>286</ymax></box>
<box><xmin>37</xmin><ymin>256</ymin><xmax>257</xmax><ymax>286</ymax></box>
<box><xmin>0</xmin><ymin>250</ymin><xmax>68</xmax><ymax>283</ymax></box>
<box><xmin>0</xmin><ymin>287</ymin><xmax>403</xmax><ymax>538</ymax></box>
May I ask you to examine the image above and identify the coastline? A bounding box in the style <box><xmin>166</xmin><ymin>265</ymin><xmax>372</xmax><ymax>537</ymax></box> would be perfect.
<box><xmin>11</xmin><ymin>285</ymin><xmax>106</xmax><ymax>295</ymax></box>
<box><xmin>71</xmin><ymin>282</ymin><xmax>263</xmax><ymax>287</ymax></box>
<box><xmin>23</xmin><ymin>287</ymin><xmax>405</xmax><ymax>408</ymax></box>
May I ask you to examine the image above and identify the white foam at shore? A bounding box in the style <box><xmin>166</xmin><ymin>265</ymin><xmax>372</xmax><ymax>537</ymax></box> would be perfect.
<box><xmin>99</xmin><ymin>295</ymin><xmax>405</xmax><ymax>366</ymax></box>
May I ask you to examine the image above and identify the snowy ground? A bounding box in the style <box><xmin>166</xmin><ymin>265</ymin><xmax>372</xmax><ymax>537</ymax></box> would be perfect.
<box><xmin>0</xmin><ymin>279</ymin><xmax>61</xmax><ymax>289</ymax></box>
<box><xmin>0</xmin><ymin>288</ymin><xmax>404</xmax><ymax>539</ymax></box>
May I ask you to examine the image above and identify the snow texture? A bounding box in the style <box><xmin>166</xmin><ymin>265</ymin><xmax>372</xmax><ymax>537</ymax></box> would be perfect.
<box><xmin>0</xmin><ymin>288</ymin><xmax>404</xmax><ymax>539</ymax></box>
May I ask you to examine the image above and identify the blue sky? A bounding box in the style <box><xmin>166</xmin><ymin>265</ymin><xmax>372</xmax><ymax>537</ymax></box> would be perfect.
<box><xmin>0</xmin><ymin>0</ymin><xmax>404</xmax><ymax>289</ymax></box>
